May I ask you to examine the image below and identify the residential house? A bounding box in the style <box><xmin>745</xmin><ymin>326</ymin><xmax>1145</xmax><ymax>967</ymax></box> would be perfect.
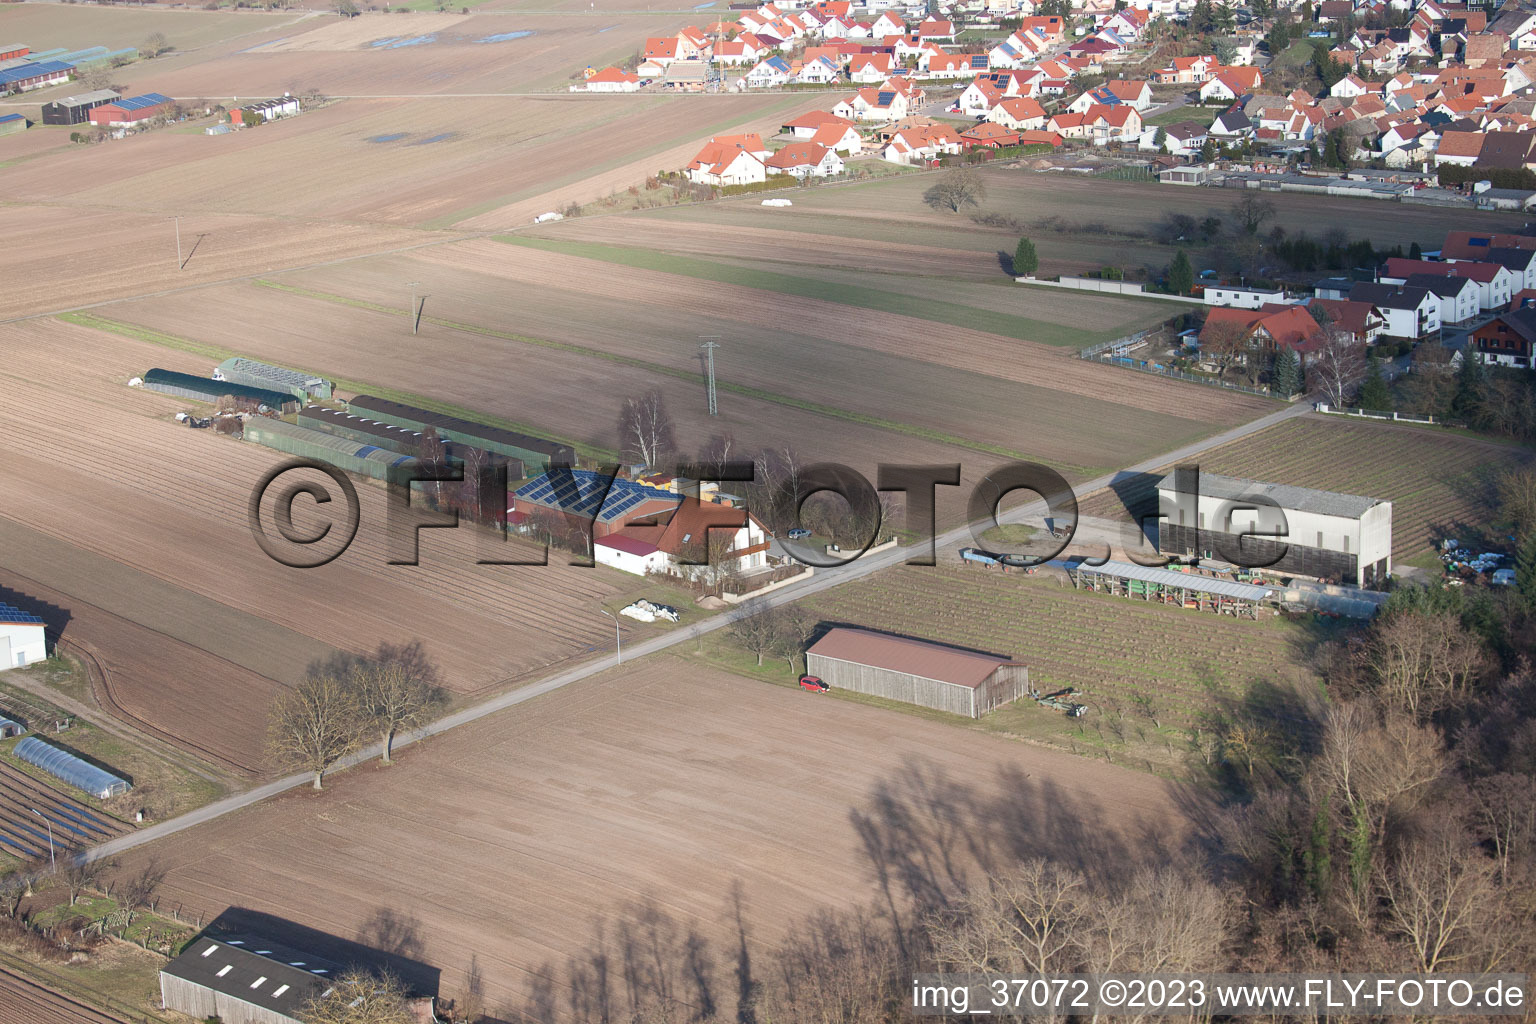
<box><xmin>989</xmin><ymin>96</ymin><xmax>1047</xmax><ymax>130</ymax></box>
<box><xmin>584</xmin><ymin>67</ymin><xmax>642</xmax><ymax>91</ymax></box>
<box><xmin>1330</xmin><ymin>74</ymin><xmax>1372</xmax><ymax>99</ymax></box>
<box><xmin>1068</xmin><ymin>79</ymin><xmax>1153</xmax><ymax>112</ymax></box>
<box><xmin>960</xmin><ymin>121</ymin><xmax>1022</xmax><ymax>148</ymax></box>
<box><xmin>1199</xmin><ymin>305</ymin><xmax>1325</xmax><ymax>365</ymax></box>
<box><xmin>765</xmin><ymin>140</ymin><xmax>845</xmax><ymax>176</ymax></box>
<box><xmin>1140</xmin><ymin>119</ymin><xmax>1209</xmax><ymax>155</ymax></box>
<box><xmin>713</xmin><ymin>37</ymin><xmax>767</xmax><ymax>64</ymax></box>
<box><xmin>1209</xmin><ymin>108</ymin><xmax>1255</xmax><ymax>139</ymax></box>
<box><xmin>1154</xmin><ymin>54</ymin><xmax>1219</xmax><ymax>84</ymax></box>
<box><xmin>1199</xmin><ymin>66</ymin><xmax>1263</xmax><ymax>103</ymax></box>
<box><xmin>1471</xmin><ymin>306</ymin><xmax>1536</xmax><ymax>368</ymax></box>
<box><xmin>849</xmin><ymin>53</ymin><xmax>893</xmax><ymax>81</ymax></box>
<box><xmin>1381</xmin><ymin>257</ymin><xmax>1515</xmax><ymax>312</ymax></box>
<box><xmin>833</xmin><ymin>83</ymin><xmax>911</xmax><ymax>121</ymax></box>
<box><xmin>1441</xmin><ymin>230</ymin><xmax>1536</xmax><ymax>260</ymax></box>
<box><xmin>1308</xmin><ymin>298</ymin><xmax>1385</xmax><ymax>344</ymax></box>
<box><xmin>1402</xmin><ymin>273</ymin><xmax>1481</xmax><ymax>325</ymax></box>
<box><xmin>793</xmin><ymin>55</ymin><xmax>841</xmax><ymax>83</ymax></box>
<box><xmin>782</xmin><ymin>109</ymin><xmax>854</xmax><ymax>137</ymax></box>
<box><xmin>1082</xmin><ymin>104</ymin><xmax>1142</xmax><ymax>145</ymax></box>
<box><xmin>1348</xmin><ymin>282</ymin><xmax>1442</xmax><ymax>339</ymax></box>
<box><xmin>685</xmin><ymin>134</ymin><xmax>770</xmax><ymax>186</ymax></box>
<box><xmin>809</xmin><ymin>120</ymin><xmax>861</xmax><ymax>153</ymax></box>
<box><xmin>1434</xmin><ymin>128</ymin><xmax>1486</xmax><ymax>166</ymax></box>
<box><xmin>744</xmin><ymin>55</ymin><xmax>792</xmax><ymax>86</ymax></box>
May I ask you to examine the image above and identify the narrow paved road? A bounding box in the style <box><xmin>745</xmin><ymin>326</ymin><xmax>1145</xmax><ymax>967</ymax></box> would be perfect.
<box><xmin>84</xmin><ymin>394</ymin><xmax>1312</xmax><ymax>863</ymax></box>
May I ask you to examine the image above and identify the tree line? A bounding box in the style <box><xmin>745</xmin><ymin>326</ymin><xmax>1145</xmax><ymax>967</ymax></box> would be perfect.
<box><xmin>268</xmin><ymin>641</ymin><xmax>447</xmax><ymax>789</ymax></box>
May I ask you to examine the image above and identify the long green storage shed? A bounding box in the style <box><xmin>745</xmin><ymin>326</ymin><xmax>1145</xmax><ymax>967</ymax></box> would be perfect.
<box><xmin>346</xmin><ymin>395</ymin><xmax>573</xmax><ymax>469</ymax></box>
<box><xmin>242</xmin><ymin>418</ymin><xmax>417</xmax><ymax>483</ymax></box>
<box><xmin>141</xmin><ymin>369</ymin><xmax>296</xmax><ymax>411</ymax></box>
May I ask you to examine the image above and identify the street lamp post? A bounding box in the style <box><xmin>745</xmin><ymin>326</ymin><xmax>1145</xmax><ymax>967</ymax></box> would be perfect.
<box><xmin>600</xmin><ymin>608</ymin><xmax>622</xmax><ymax>665</ymax></box>
<box><xmin>30</xmin><ymin>809</ymin><xmax>53</xmax><ymax>871</ymax></box>
<box><xmin>408</xmin><ymin>281</ymin><xmax>422</xmax><ymax>335</ymax></box>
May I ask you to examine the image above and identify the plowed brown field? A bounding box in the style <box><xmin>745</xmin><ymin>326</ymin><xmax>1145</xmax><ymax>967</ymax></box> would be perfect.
<box><xmin>0</xmin><ymin>205</ymin><xmax>425</xmax><ymax>319</ymax></box>
<box><xmin>0</xmin><ymin>318</ymin><xmax>665</xmax><ymax>762</ymax></box>
<box><xmin>125</xmin><ymin>657</ymin><xmax>1193</xmax><ymax>1018</ymax></box>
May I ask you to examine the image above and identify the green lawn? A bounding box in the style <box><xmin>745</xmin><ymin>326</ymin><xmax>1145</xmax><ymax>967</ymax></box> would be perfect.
<box><xmin>499</xmin><ymin>235</ymin><xmax>1116</xmax><ymax>347</ymax></box>
<box><xmin>1143</xmin><ymin>105</ymin><xmax>1219</xmax><ymax>127</ymax></box>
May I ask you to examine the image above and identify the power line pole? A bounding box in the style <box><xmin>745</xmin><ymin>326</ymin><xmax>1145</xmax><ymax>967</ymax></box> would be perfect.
<box><xmin>409</xmin><ymin>281</ymin><xmax>421</xmax><ymax>335</ymax></box>
<box><xmin>173</xmin><ymin>216</ymin><xmax>181</xmax><ymax>269</ymax></box>
<box><xmin>700</xmin><ymin>338</ymin><xmax>721</xmax><ymax>417</ymax></box>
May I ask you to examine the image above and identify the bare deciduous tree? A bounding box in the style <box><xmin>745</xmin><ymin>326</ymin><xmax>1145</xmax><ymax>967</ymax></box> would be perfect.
<box><xmin>301</xmin><ymin>969</ymin><xmax>415</xmax><ymax>1024</ymax></box>
<box><xmin>618</xmin><ymin>390</ymin><xmax>677</xmax><ymax>469</ymax></box>
<box><xmin>1378</xmin><ymin>828</ymin><xmax>1499</xmax><ymax>973</ymax></box>
<box><xmin>923</xmin><ymin>168</ymin><xmax>985</xmax><ymax>212</ymax></box>
<box><xmin>1200</xmin><ymin>318</ymin><xmax>1252</xmax><ymax>378</ymax></box>
<box><xmin>1496</xmin><ymin>467</ymin><xmax>1536</xmax><ymax>539</ymax></box>
<box><xmin>355</xmin><ymin>642</ymin><xmax>448</xmax><ymax>764</ymax></box>
<box><xmin>1308</xmin><ymin>327</ymin><xmax>1366</xmax><ymax>407</ymax></box>
<box><xmin>1359</xmin><ymin>611</ymin><xmax>1490</xmax><ymax>720</ymax></box>
<box><xmin>62</xmin><ymin>859</ymin><xmax>103</xmax><ymax>906</ymax></box>
<box><xmin>1233</xmin><ymin>192</ymin><xmax>1276</xmax><ymax>235</ymax></box>
<box><xmin>728</xmin><ymin>600</ymin><xmax>783</xmax><ymax>667</ymax></box>
<box><xmin>268</xmin><ymin>674</ymin><xmax>362</xmax><ymax>789</ymax></box>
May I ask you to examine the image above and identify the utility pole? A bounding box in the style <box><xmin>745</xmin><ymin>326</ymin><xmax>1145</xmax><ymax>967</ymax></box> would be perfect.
<box><xmin>409</xmin><ymin>281</ymin><xmax>422</xmax><ymax>335</ymax></box>
<box><xmin>700</xmin><ymin>338</ymin><xmax>721</xmax><ymax>416</ymax></box>
<box><xmin>600</xmin><ymin>607</ymin><xmax>622</xmax><ymax>665</ymax></box>
<box><xmin>173</xmin><ymin>216</ymin><xmax>181</xmax><ymax>269</ymax></box>
<box><xmin>30</xmin><ymin>809</ymin><xmax>53</xmax><ymax>871</ymax></box>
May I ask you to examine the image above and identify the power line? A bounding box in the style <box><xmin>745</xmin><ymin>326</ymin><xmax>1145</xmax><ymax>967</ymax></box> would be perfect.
<box><xmin>699</xmin><ymin>338</ymin><xmax>721</xmax><ymax>416</ymax></box>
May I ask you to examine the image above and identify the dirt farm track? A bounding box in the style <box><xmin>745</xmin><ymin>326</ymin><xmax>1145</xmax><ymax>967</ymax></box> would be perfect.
<box><xmin>122</xmin><ymin>657</ymin><xmax>1193</xmax><ymax>1019</ymax></box>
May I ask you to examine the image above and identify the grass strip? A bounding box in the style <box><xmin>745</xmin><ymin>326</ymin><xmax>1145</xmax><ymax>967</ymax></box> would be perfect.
<box><xmin>499</xmin><ymin>234</ymin><xmax>1108</xmax><ymax>347</ymax></box>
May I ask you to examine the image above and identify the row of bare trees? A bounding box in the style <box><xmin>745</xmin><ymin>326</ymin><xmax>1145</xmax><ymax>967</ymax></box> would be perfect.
<box><xmin>727</xmin><ymin>600</ymin><xmax>818</xmax><ymax>671</ymax></box>
<box><xmin>268</xmin><ymin>642</ymin><xmax>447</xmax><ymax>789</ymax></box>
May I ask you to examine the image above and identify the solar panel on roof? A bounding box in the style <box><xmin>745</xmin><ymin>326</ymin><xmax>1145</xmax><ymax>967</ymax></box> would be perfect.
<box><xmin>0</xmin><ymin>603</ymin><xmax>44</xmax><ymax>625</ymax></box>
<box><xmin>116</xmin><ymin>93</ymin><xmax>172</xmax><ymax>111</ymax></box>
<box><xmin>877</xmin><ymin>90</ymin><xmax>895</xmax><ymax>104</ymax></box>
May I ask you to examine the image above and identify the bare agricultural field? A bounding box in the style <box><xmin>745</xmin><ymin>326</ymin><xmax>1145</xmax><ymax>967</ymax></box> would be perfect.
<box><xmin>104</xmin><ymin>12</ymin><xmax>702</xmax><ymax>97</ymax></box>
<box><xmin>0</xmin><ymin>4</ymin><xmax>295</xmax><ymax>53</ymax></box>
<box><xmin>98</xmin><ymin>240</ymin><xmax>1273</xmax><ymax>481</ymax></box>
<box><xmin>0</xmin><ymin>319</ymin><xmax>675</xmax><ymax>756</ymax></box>
<box><xmin>125</xmin><ymin>656</ymin><xmax>1191</xmax><ymax>1017</ymax></box>
<box><xmin>0</xmin><ymin>205</ymin><xmax>425</xmax><ymax>319</ymax></box>
<box><xmin>640</xmin><ymin>170</ymin><xmax>1529</xmax><ymax>277</ymax></box>
<box><xmin>1</xmin><ymin>91</ymin><xmax>807</xmax><ymax>228</ymax></box>
<box><xmin>1077</xmin><ymin>414</ymin><xmax>1534</xmax><ymax>564</ymax></box>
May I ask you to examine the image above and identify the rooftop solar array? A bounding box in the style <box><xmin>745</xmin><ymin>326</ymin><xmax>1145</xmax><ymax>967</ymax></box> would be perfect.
<box><xmin>0</xmin><ymin>60</ymin><xmax>72</xmax><ymax>86</ymax></box>
<box><xmin>114</xmin><ymin>92</ymin><xmax>172</xmax><ymax>111</ymax></box>
<box><xmin>515</xmin><ymin>470</ymin><xmax>678</xmax><ymax>524</ymax></box>
<box><xmin>0</xmin><ymin>602</ymin><xmax>44</xmax><ymax>625</ymax></box>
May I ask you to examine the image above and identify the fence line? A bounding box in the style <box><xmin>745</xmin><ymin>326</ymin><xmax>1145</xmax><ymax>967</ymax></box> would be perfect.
<box><xmin>1314</xmin><ymin>404</ymin><xmax>1436</xmax><ymax>424</ymax></box>
<box><xmin>1083</xmin><ymin>351</ymin><xmax>1282</xmax><ymax>398</ymax></box>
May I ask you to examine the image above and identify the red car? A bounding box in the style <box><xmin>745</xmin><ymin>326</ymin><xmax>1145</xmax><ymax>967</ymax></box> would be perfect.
<box><xmin>799</xmin><ymin>675</ymin><xmax>830</xmax><ymax>692</ymax></box>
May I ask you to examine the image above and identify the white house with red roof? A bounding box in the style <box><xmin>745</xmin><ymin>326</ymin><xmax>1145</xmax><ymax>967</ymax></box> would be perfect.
<box><xmin>989</xmin><ymin>96</ymin><xmax>1048</xmax><ymax>130</ymax></box>
<box><xmin>766</xmin><ymin>140</ymin><xmax>845</xmax><ymax>177</ymax></box>
<box><xmin>782</xmin><ymin>109</ymin><xmax>854</xmax><ymax>137</ymax></box>
<box><xmin>584</xmin><ymin>67</ymin><xmax>642</xmax><ymax>92</ymax></box>
<box><xmin>685</xmin><ymin>134</ymin><xmax>770</xmax><ymax>186</ymax></box>
<box><xmin>916</xmin><ymin>17</ymin><xmax>956</xmax><ymax>39</ymax></box>
<box><xmin>809</xmin><ymin>120</ymin><xmax>861</xmax><ymax>154</ymax></box>
<box><xmin>712</xmin><ymin>36</ymin><xmax>767</xmax><ymax>64</ymax></box>
<box><xmin>849</xmin><ymin>53</ymin><xmax>894</xmax><ymax>81</ymax></box>
<box><xmin>871</xmin><ymin>12</ymin><xmax>905</xmax><ymax>37</ymax></box>
<box><xmin>595</xmin><ymin>500</ymin><xmax>772</xmax><ymax>579</ymax></box>
<box><xmin>1199</xmin><ymin>66</ymin><xmax>1263</xmax><ymax>102</ymax></box>
<box><xmin>793</xmin><ymin>55</ymin><xmax>841</xmax><ymax>83</ymax></box>
<box><xmin>1154</xmin><ymin>54</ymin><xmax>1219</xmax><ymax>83</ymax></box>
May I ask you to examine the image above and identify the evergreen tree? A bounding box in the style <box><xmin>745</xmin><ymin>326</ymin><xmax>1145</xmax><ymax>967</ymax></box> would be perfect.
<box><xmin>1013</xmin><ymin>236</ymin><xmax>1039</xmax><ymax>275</ymax></box>
<box><xmin>1168</xmin><ymin>248</ymin><xmax>1194</xmax><ymax>295</ymax></box>
<box><xmin>1451</xmin><ymin>350</ymin><xmax>1486</xmax><ymax>421</ymax></box>
<box><xmin>1200</xmin><ymin>138</ymin><xmax>1217</xmax><ymax>162</ymax></box>
<box><xmin>1154</xmin><ymin>126</ymin><xmax>1167</xmax><ymax>151</ymax></box>
<box><xmin>1306</xmin><ymin>795</ymin><xmax>1332</xmax><ymax>903</ymax></box>
<box><xmin>1409</xmin><ymin>241</ymin><xmax>1422</xmax><ymax>260</ymax></box>
<box><xmin>1271</xmin><ymin>347</ymin><xmax>1300</xmax><ymax>396</ymax></box>
<box><xmin>1517</xmin><ymin>529</ymin><xmax>1536</xmax><ymax>612</ymax></box>
<box><xmin>1358</xmin><ymin>358</ymin><xmax>1391</xmax><ymax>410</ymax></box>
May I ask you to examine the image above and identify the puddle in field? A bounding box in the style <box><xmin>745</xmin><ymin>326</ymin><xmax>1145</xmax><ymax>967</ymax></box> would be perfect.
<box><xmin>411</xmin><ymin>132</ymin><xmax>456</xmax><ymax>144</ymax></box>
<box><xmin>476</xmin><ymin>30</ymin><xmax>534</xmax><ymax>42</ymax></box>
<box><xmin>370</xmin><ymin>34</ymin><xmax>437</xmax><ymax>48</ymax></box>
<box><xmin>238</xmin><ymin>36</ymin><xmax>288</xmax><ymax>53</ymax></box>
<box><xmin>366</xmin><ymin>133</ymin><xmax>409</xmax><ymax>143</ymax></box>
<box><xmin>692</xmin><ymin>1</ymin><xmax>715</xmax><ymax>7</ymax></box>
<box><xmin>597</xmin><ymin>23</ymin><xmax>618</xmax><ymax>31</ymax></box>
